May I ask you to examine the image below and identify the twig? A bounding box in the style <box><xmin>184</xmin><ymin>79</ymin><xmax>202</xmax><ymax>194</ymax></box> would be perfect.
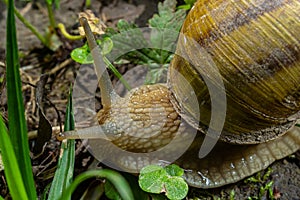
<box><xmin>47</xmin><ymin>58</ymin><xmax>73</xmax><ymax>75</ymax></box>
<box><xmin>28</xmin><ymin>125</ymin><xmax>63</xmax><ymax>140</ymax></box>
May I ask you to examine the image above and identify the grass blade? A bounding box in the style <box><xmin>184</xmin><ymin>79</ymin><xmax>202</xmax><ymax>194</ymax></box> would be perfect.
<box><xmin>48</xmin><ymin>89</ymin><xmax>75</xmax><ymax>200</ymax></box>
<box><xmin>5</xmin><ymin>0</ymin><xmax>37</xmax><ymax>198</ymax></box>
<box><xmin>60</xmin><ymin>169</ymin><xmax>134</xmax><ymax>200</ymax></box>
<box><xmin>0</xmin><ymin>115</ymin><xmax>29</xmax><ymax>200</ymax></box>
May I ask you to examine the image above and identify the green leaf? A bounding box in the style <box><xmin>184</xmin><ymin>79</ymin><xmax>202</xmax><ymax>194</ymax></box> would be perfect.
<box><xmin>165</xmin><ymin>177</ymin><xmax>188</xmax><ymax>200</ymax></box>
<box><xmin>139</xmin><ymin>164</ymin><xmax>188</xmax><ymax>200</ymax></box>
<box><xmin>71</xmin><ymin>43</ymin><xmax>93</xmax><ymax>64</ymax></box>
<box><xmin>101</xmin><ymin>37</ymin><xmax>114</xmax><ymax>55</ymax></box>
<box><xmin>109</xmin><ymin>20</ymin><xmax>155</xmax><ymax>63</ymax></box>
<box><xmin>70</xmin><ymin>39</ymin><xmax>113</xmax><ymax>64</ymax></box>
<box><xmin>144</xmin><ymin>63</ymin><xmax>168</xmax><ymax>84</ymax></box>
<box><xmin>177</xmin><ymin>4</ymin><xmax>191</xmax><ymax>10</ymax></box>
<box><xmin>46</xmin><ymin>0</ymin><xmax>53</xmax><ymax>5</ymax></box>
<box><xmin>0</xmin><ymin>153</ymin><xmax>3</xmax><ymax>171</ymax></box>
<box><xmin>184</xmin><ymin>0</ymin><xmax>196</xmax><ymax>4</ymax></box>
<box><xmin>5</xmin><ymin>0</ymin><xmax>37</xmax><ymax>198</ymax></box>
<box><xmin>71</xmin><ymin>40</ymin><xmax>131</xmax><ymax>90</ymax></box>
<box><xmin>117</xmin><ymin>19</ymin><xmax>138</xmax><ymax>31</ymax></box>
<box><xmin>230</xmin><ymin>189</ymin><xmax>235</xmax><ymax>200</ymax></box>
<box><xmin>165</xmin><ymin>164</ymin><xmax>184</xmax><ymax>177</ymax></box>
<box><xmin>148</xmin><ymin>0</ymin><xmax>186</xmax><ymax>62</ymax></box>
<box><xmin>48</xmin><ymin>89</ymin><xmax>75</xmax><ymax>200</ymax></box>
<box><xmin>139</xmin><ymin>165</ymin><xmax>168</xmax><ymax>194</ymax></box>
<box><xmin>102</xmin><ymin>20</ymin><xmax>163</xmax><ymax>65</ymax></box>
<box><xmin>105</xmin><ymin>180</ymin><xmax>122</xmax><ymax>200</ymax></box>
<box><xmin>149</xmin><ymin>0</ymin><xmax>186</xmax><ymax>30</ymax></box>
<box><xmin>177</xmin><ymin>0</ymin><xmax>196</xmax><ymax>10</ymax></box>
<box><xmin>0</xmin><ymin>115</ymin><xmax>29</xmax><ymax>200</ymax></box>
<box><xmin>42</xmin><ymin>184</ymin><xmax>52</xmax><ymax>200</ymax></box>
<box><xmin>122</xmin><ymin>173</ymin><xmax>149</xmax><ymax>200</ymax></box>
<box><xmin>60</xmin><ymin>169</ymin><xmax>134</xmax><ymax>200</ymax></box>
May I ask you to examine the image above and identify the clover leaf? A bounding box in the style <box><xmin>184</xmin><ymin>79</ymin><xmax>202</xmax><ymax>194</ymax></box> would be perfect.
<box><xmin>139</xmin><ymin>164</ymin><xmax>188</xmax><ymax>200</ymax></box>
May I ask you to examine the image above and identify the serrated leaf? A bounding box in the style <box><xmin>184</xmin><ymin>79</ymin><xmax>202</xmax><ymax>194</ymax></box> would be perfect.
<box><xmin>165</xmin><ymin>177</ymin><xmax>188</xmax><ymax>200</ymax></box>
<box><xmin>149</xmin><ymin>0</ymin><xmax>186</xmax><ymax>31</ymax></box>
<box><xmin>144</xmin><ymin>63</ymin><xmax>168</xmax><ymax>84</ymax></box>
<box><xmin>106</xmin><ymin>20</ymin><xmax>150</xmax><ymax>62</ymax></box>
<box><xmin>165</xmin><ymin>164</ymin><xmax>184</xmax><ymax>177</ymax></box>
<box><xmin>117</xmin><ymin>19</ymin><xmax>138</xmax><ymax>31</ymax></box>
<box><xmin>158</xmin><ymin>0</ymin><xmax>177</xmax><ymax>13</ymax></box>
<box><xmin>148</xmin><ymin>0</ymin><xmax>186</xmax><ymax>64</ymax></box>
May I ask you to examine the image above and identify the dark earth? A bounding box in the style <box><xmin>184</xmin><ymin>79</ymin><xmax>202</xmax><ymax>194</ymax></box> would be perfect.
<box><xmin>0</xmin><ymin>0</ymin><xmax>299</xmax><ymax>199</ymax></box>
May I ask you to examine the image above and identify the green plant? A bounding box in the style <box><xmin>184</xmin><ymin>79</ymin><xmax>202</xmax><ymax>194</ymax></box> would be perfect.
<box><xmin>139</xmin><ymin>164</ymin><xmax>189</xmax><ymax>200</ymax></box>
<box><xmin>71</xmin><ymin>0</ymin><xmax>187</xmax><ymax>85</ymax></box>
<box><xmin>2</xmin><ymin>0</ymin><xmax>83</xmax><ymax>50</ymax></box>
<box><xmin>1</xmin><ymin>0</ymin><xmax>37</xmax><ymax>199</ymax></box>
<box><xmin>0</xmin><ymin>0</ymin><xmax>225</xmax><ymax>199</ymax></box>
<box><xmin>177</xmin><ymin>0</ymin><xmax>196</xmax><ymax>10</ymax></box>
<box><xmin>2</xmin><ymin>0</ymin><xmax>59</xmax><ymax>49</ymax></box>
<box><xmin>0</xmin><ymin>1</ymin><xmax>134</xmax><ymax>199</ymax></box>
<box><xmin>245</xmin><ymin>168</ymin><xmax>275</xmax><ymax>200</ymax></box>
<box><xmin>47</xmin><ymin>90</ymin><xmax>75</xmax><ymax>200</ymax></box>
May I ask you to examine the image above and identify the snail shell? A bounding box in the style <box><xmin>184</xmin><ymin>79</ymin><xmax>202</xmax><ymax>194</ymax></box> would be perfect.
<box><xmin>66</xmin><ymin>0</ymin><xmax>300</xmax><ymax>189</ymax></box>
<box><xmin>169</xmin><ymin>0</ymin><xmax>300</xmax><ymax>144</ymax></box>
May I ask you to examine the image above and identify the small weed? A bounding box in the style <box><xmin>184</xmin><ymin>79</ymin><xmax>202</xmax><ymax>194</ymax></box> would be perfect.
<box><xmin>245</xmin><ymin>168</ymin><xmax>275</xmax><ymax>200</ymax></box>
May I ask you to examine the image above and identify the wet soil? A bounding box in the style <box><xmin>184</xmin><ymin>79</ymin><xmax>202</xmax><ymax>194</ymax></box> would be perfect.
<box><xmin>0</xmin><ymin>0</ymin><xmax>299</xmax><ymax>199</ymax></box>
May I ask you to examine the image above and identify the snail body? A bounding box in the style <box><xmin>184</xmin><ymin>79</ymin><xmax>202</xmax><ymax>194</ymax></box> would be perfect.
<box><xmin>66</xmin><ymin>0</ymin><xmax>300</xmax><ymax>188</ymax></box>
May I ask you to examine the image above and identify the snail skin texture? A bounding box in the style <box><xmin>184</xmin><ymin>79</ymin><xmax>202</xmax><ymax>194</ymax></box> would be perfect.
<box><xmin>65</xmin><ymin>0</ymin><xmax>300</xmax><ymax>188</ymax></box>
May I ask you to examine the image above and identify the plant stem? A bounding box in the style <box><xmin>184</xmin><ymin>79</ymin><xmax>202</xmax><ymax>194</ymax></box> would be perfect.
<box><xmin>57</xmin><ymin>23</ymin><xmax>83</xmax><ymax>40</ymax></box>
<box><xmin>46</xmin><ymin>1</ymin><xmax>57</xmax><ymax>33</ymax></box>
<box><xmin>85</xmin><ymin>0</ymin><xmax>91</xmax><ymax>8</ymax></box>
<box><xmin>12</xmin><ymin>6</ymin><xmax>48</xmax><ymax>47</ymax></box>
<box><xmin>102</xmin><ymin>56</ymin><xmax>131</xmax><ymax>90</ymax></box>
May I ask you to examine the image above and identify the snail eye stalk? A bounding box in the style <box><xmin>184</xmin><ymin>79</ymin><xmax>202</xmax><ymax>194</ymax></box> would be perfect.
<box><xmin>79</xmin><ymin>17</ymin><xmax>117</xmax><ymax>109</ymax></box>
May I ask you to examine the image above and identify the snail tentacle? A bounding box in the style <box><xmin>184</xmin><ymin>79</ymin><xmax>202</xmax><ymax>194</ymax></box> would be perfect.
<box><xmin>63</xmin><ymin>0</ymin><xmax>300</xmax><ymax>189</ymax></box>
<box><xmin>79</xmin><ymin>17</ymin><xmax>118</xmax><ymax>108</ymax></box>
<box><xmin>59</xmin><ymin>123</ymin><xmax>122</xmax><ymax>140</ymax></box>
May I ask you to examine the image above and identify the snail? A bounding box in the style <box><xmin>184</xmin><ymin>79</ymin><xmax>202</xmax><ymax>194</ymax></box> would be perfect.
<box><xmin>62</xmin><ymin>0</ymin><xmax>300</xmax><ymax>188</ymax></box>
